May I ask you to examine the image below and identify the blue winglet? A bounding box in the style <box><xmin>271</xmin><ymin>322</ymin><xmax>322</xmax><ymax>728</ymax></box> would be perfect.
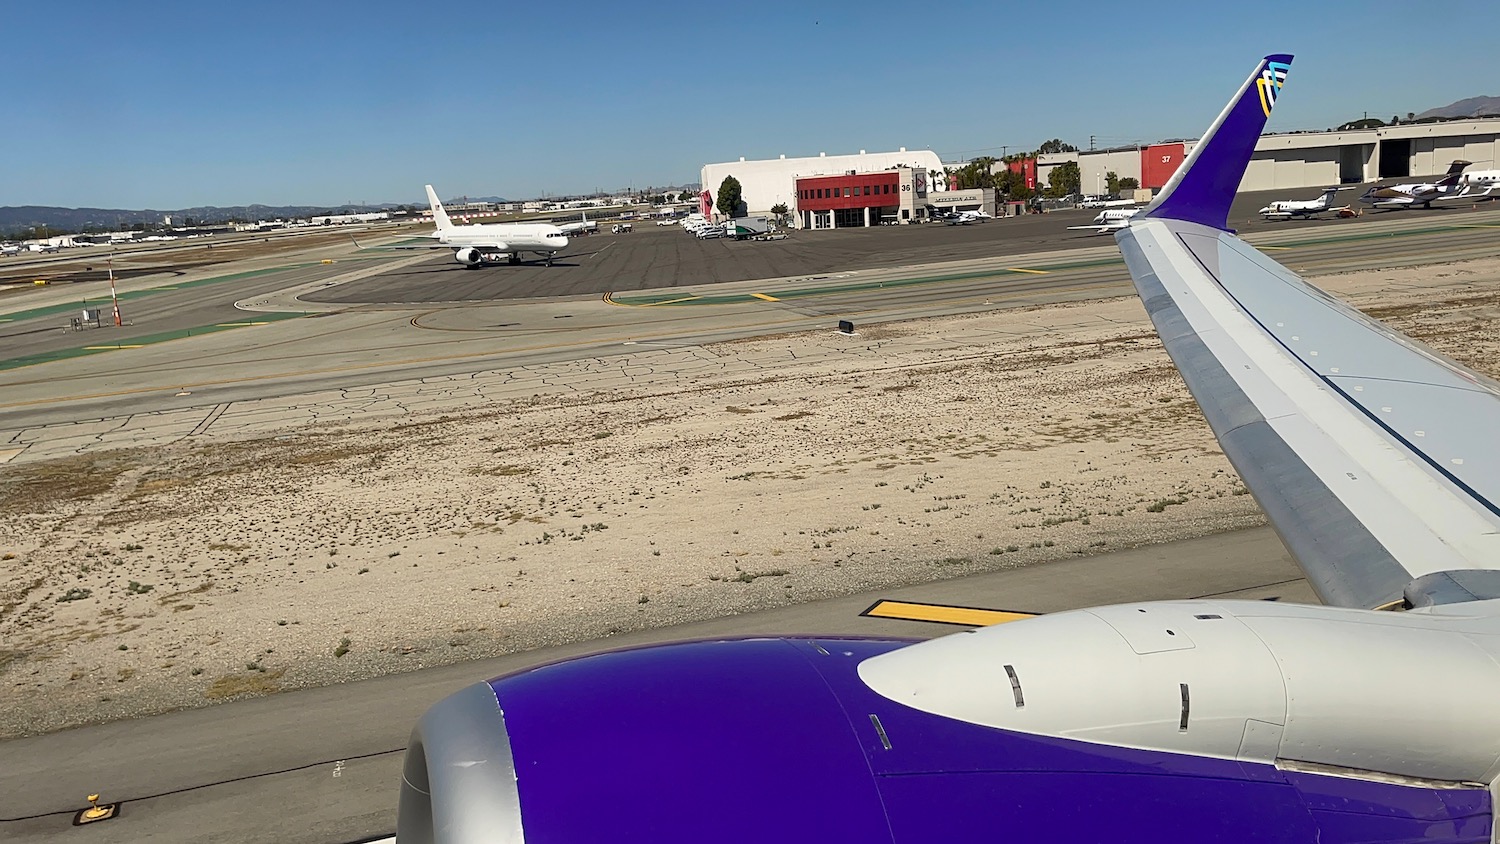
<box><xmin>1141</xmin><ymin>54</ymin><xmax>1293</xmax><ymax>230</ymax></box>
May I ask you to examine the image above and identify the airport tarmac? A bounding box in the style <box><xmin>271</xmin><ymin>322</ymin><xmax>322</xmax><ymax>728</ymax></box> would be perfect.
<box><xmin>2</xmin><ymin>204</ymin><xmax>1498</xmax><ymax>436</ymax></box>
<box><xmin>0</xmin><ymin>198</ymin><xmax>1497</xmax><ymax>844</ymax></box>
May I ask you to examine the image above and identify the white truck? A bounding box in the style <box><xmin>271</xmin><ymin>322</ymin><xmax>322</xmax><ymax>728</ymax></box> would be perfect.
<box><xmin>723</xmin><ymin>217</ymin><xmax>772</xmax><ymax>240</ymax></box>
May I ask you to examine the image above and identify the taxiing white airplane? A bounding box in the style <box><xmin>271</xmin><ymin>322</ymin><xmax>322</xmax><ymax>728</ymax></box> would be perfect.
<box><xmin>375</xmin><ymin>185</ymin><xmax>569</xmax><ymax>267</ymax></box>
<box><xmin>1257</xmin><ymin>186</ymin><xmax>1347</xmax><ymax>220</ymax></box>
<box><xmin>1066</xmin><ymin>207</ymin><xmax>1139</xmax><ymax>234</ymax></box>
<box><xmin>1358</xmin><ymin>160</ymin><xmax>1480</xmax><ymax>209</ymax></box>
<box><xmin>0</xmin><ymin>244</ymin><xmax>20</xmax><ymax>257</ymax></box>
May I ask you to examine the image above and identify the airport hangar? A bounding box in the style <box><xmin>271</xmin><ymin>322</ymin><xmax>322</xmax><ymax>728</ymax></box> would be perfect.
<box><xmin>1044</xmin><ymin>116</ymin><xmax>1500</xmax><ymax>198</ymax></box>
<box><xmin>704</xmin><ymin>117</ymin><xmax>1500</xmax><ymax>228</ymax></box>
<box><xmin>702</xmin><ymin>149</ymin><xmax>997</xmax><ymax>230</ymax></box>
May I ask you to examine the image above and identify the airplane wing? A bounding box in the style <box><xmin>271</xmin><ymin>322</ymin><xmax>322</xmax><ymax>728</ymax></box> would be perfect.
<box><xmin>1067</xmin><ymin>224</ymin><xmax>1124</xmax><ymax>234</ymax></box>
<box><xmin>349</xmin><ymin>235</ymin><xmax>513</xmax><ymax>252</ymax></box>
<box><xmin>1117</xmin><ymin>54</ymin><xmax>1500</xmax><ymax>610</ymax></box>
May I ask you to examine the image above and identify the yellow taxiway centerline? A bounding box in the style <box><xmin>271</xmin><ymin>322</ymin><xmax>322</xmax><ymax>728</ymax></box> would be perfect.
<box><xmin>1004</xmin><ymin>267</ymin><xmax>1050</xmax><ymax>275</ymax></box>
<box><xmin>750</xmin><ymin>292</ymin><xmax>780</xmax><ymax>302</ymax></box>
<box><xmin>862</xmin><ymin>599</ymin><xmax>1037</xmax><ymax>627</ymax></box>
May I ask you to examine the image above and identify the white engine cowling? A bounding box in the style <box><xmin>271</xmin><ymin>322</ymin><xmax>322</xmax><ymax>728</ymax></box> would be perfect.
<box><xmin>453</xmin><ymin>247</ymin><xmax>482</xmax><ymax>266</ymax></box>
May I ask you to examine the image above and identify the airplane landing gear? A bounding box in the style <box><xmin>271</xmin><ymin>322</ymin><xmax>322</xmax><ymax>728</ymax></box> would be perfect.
<box><xmin>545</xmin><ymin>253</ymin><xmax>554</xmax><ymax>267</ymax></box>
<box><xmin>508</xmin><ymin>253</ymin><xmax>520</xmax><ymax>265</ymax></box>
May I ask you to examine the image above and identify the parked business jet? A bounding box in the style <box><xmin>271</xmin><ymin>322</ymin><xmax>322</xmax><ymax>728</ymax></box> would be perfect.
<box><xmin>1358</xmin><ymin>160</ymin><xmax>1474</xmax><ymax>208</ymax></box>
<box><xmin>1257</xmin><ymin>186</ymin><xmax>1347</xmax><ymax>219</ymax></box>
<box><xmin>397</xmin><ymin>54</ymin><xmax>1500</xmax><ymax>844</ymax></box>
<box><xmin>1460</xmin><ymin>168</ymin><xmax>1500</xmax><ymax>197</ymax></box>
<box><xmin>1066</xmin><ymin>207</ymin><xmax>1138</xmax><ymax>233</ymax></box>
<box><xmin>359</xmin><ymin>186</ymin><xmax>568</xmax><ymax>267</ymax></box>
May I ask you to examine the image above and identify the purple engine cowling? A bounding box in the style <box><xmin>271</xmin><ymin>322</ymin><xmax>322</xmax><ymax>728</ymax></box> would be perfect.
<box><xmin>398</xmin><ymin>637</ymin><xmax>1490</xmax><ymax>843</ymax></box>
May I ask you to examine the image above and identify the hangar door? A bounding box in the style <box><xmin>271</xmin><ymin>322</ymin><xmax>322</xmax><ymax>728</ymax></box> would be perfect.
<box><xmin>1340</xmin><ymin>145</ymin><xmax>1368</xmax><ymax>183</ymax></box>
<box><xmin>1379</xmin><ymin>139</ymin><xmax>1410</xmax><ymax>178</ymax></box>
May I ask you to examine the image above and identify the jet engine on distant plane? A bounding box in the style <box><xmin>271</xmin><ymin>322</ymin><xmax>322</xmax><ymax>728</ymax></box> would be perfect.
<box><xmin>453</xmin><ymin>247</ymin><xmax>483</xmax><ymax>267</ymax></box>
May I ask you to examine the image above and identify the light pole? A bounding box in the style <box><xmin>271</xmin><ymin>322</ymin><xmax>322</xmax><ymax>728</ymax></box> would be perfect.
<box><xmin>108</xmin><ymin>249</ymin><xmax>122</xmax><ymax>327</ymax></box>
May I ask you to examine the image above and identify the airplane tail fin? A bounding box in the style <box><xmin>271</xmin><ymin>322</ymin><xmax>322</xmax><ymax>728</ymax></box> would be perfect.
<box><xmin>1437</xmin><ymin>161</ymin><xmax>1472</xmax><ymax>187</ymax></box>
<box><xmin>1140</xmin><ymin>54</ymin><xmax>1293</xmax><ymax>230</ymax></box>
<box><xmin>425</xmin><ymin>185</ymin><xmax>453</xmax><ymax>231</ymax></box>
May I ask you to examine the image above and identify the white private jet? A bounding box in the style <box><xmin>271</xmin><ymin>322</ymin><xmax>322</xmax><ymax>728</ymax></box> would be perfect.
<box><xmin>957</xmin><ymin>209</ymin><xmax>992</xmax><ymax>222</ymax></box>
<box><xmin>1257</xmin><ymin>186</ymin><xmax>1348</xmax><ymax>220</ymax></box>
<box><xmin>357</xmin><ymin>186</ymin><xmax>569</xmax><ymax>268</ymax></box>
<box><xmin>1358</xmin><ymin>160</ymin><xmax>1480</xmax><ymax>209</ymax></box>
<box><xmin>1066</xmin><ymin>207</ymin><xmax>1139</xmax><ymax>234</ymax></box>
<box><xmin>1460</xmin><ymin>168</ymin><xmax>1500</xmax><ymax>197</ymax></box>
<box><xmin>0</xmin><ymin>243</ymin><xmax>20</xmax><ymax>257</ymax></box>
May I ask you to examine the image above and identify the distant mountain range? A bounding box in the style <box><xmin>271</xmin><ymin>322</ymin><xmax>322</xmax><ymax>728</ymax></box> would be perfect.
<box><xmin>1416</xmin><ymin>95</ymin><xmax>1500</xmax><ymax>120</ymax></box>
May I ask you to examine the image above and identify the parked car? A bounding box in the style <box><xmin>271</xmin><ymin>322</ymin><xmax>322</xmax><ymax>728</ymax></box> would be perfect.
<box><xmin>695</xmin><ymin>225</ymin><xmax>725</xmax><ymax>239</ymax></box>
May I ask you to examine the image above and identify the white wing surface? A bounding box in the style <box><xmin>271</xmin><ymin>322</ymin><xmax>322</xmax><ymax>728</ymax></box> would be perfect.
<box><xmin>1118</xmin><ymin>55</ymin><xmax>1500</xmax><ymax>609</ymax></box>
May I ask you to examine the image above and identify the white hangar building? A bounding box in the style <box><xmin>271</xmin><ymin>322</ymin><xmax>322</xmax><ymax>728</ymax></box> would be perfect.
<box><xmin>701</xmin><ymin>148</ymin><xmax>943</xmax><ymax>218</ymax></box>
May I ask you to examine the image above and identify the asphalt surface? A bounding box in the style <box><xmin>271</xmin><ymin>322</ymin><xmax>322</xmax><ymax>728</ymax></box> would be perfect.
<box><xmin>302</xmin><ymin>186</ymin><xmax>1496</xmax><ymax>304</ymax></box>
<box><xmin>2</xmin><ymin>206</ymin><xmax>1498</xmax><ymax>433</ymax></box>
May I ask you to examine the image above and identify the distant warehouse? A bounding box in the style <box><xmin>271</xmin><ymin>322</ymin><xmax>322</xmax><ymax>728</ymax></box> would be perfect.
<box><xmin>1053</xmin><ymin>117</ymin><xmax>1500</xmax><ymax>197</ymax></box>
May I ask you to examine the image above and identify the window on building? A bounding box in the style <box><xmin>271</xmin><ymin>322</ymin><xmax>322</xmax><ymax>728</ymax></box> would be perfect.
<box><xmin>844</xmin><ymin>187</ymin><xmax>852</xmax><ymax>197</ymax></box>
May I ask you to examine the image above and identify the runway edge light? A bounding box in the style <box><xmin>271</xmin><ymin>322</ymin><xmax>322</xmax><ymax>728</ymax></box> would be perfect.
<box><xmin>73</xmin><ymin>793</ymin><xmax>120</xmax><ymax>825</ymax></box>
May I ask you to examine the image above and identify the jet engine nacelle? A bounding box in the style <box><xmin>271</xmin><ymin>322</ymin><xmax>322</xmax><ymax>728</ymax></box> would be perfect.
<box><xmin>453</xmin><ymin>247</ymin><xmax>483</xmax><ymax>267</ymax></box>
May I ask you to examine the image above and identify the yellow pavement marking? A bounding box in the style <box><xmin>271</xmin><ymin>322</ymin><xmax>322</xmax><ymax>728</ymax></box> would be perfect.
<box><xmin>1005</xmin><ymin>267</ymin><xmax>1049</xmax><ymax>275</ymax></box>
<box><xmin>750</xmin><ymin>292</ymin><xmax>781</xmax><ymax>302</ymax></box>
<box><xmin>862</xmin><ymin>599</ymin><xmax>1037</xmax><ymax>627</ymax></box>
<box><xmin>84</xmin><ymin>345</ymin><xmax>144</xmax><ymax>350</ymax></box>
<box><xmin>1259</xmin><ymin>245</ymin><xmax>1291</xmax><ymax>251</ymax></box>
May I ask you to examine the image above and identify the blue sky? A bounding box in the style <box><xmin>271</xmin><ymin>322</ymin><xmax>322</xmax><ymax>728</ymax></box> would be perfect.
<box><xmin>1</xmin><ymin>0</ymin><xmax>1493</xmax><ymax>209</ymax></box>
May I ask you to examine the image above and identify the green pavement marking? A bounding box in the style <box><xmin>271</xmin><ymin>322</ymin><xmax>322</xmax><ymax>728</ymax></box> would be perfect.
<box><xmin>0</xmin><ymin>263</ymin><xmax>324</xmax><ymax>324</ymax></box>
<box><xmin>0</xmin><ymin>310</ymin><xmax>306</xmax><ymax>372</ymax></box>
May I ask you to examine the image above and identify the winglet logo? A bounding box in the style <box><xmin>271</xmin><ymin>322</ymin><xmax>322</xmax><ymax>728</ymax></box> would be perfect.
<box><xmin>1256</xmin><ymin>61</ymin><xmax>1290</xmax><ymax>116</ymax></box>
